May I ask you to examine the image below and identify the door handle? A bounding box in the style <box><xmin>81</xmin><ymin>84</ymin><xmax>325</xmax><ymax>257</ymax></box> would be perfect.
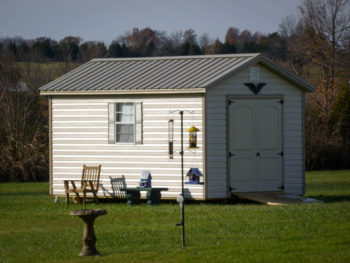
<box><xmin>256</xmin><ymin>152</ymin><xmax>260</xmax><ymax>157</ymax></box>
<box><xmin>227</xmin><ymin>152</ymin><xmax>235</xmax><ymax>158</ymax></box>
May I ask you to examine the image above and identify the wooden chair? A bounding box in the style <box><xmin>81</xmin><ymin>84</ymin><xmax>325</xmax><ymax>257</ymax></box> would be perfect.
<box><xmin>64</xmin><ymin>165</ymin><xmax>101</xmax><ymax>207</ymax></box>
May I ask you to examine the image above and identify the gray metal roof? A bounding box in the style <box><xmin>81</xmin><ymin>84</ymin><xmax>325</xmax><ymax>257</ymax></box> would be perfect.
<box><xmin>40</xmin><ymin>53</ymin><xmax>314</xmax><ymax>93</ymax></box>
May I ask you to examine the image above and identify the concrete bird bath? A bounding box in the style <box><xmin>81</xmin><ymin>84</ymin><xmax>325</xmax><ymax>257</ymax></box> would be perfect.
<box><xmin>70</xmin><ymin>209</ymin><xmax>107</xmax><ymax>256</ymax></box>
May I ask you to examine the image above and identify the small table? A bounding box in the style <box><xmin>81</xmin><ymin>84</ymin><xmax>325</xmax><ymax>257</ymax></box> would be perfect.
<box><xmin>120</xmin><ymin>187</ymin><xmax>168</xmax><ymax>205</ymax></box>
<box><xmin>70</xmin><ymin>209</ymin><xmax>107</xmax><ymax>256</ymax></box>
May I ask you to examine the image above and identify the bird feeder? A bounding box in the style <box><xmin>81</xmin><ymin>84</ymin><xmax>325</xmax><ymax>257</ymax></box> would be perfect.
<box><xmin>139</xmin><ymin>170</ymin><xmax>152</xmax><ymax>188</ymax></box>
<box><xmin>186</xmin><ymin>126</ymin><xmax>200</xmax><ymax>149</ymax></box>
<box><xmin>168</xmin><ymin>119</ymin><xmax>174</xmax><ymax>159</ymax></box>
<box><xmin>185</xmin><ymin>168</ymin><xmax>203</xmax><ymax>184</ymax></box>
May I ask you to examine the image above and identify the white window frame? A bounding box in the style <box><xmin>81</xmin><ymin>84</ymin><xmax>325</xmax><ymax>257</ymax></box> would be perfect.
<box><xmin>115</xmin><ymin>102</ymin><xmax>135</xmax><ymax>144</ymax></box>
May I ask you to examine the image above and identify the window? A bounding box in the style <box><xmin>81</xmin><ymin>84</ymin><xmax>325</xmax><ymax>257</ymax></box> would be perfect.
<box><xmin>116</xmin><ymin>103</ymin><xmax>135</xmax><ymax>143</ymax></box>
<box><xmin>250</xmin><ymin>67</ymin><xmax>260</xmax><ymax>81</ymax></box>
<box><xmin>108</xmin><ymin>102</ymin><xmax>143</xmax><ymax>144</ymax></box>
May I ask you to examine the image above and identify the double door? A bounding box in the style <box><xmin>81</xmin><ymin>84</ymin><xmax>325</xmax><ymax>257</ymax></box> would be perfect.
<box><xmin>229</xmin><ymin>98</ymin><xmax>283</xmax><ymax>192</ymax></box>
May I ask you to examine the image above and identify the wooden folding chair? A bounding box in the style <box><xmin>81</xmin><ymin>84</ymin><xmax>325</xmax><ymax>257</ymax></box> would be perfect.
<box><xmin>64</xmin><ymin>165</ymin><xmax>101</xmax><ymax>207</ymax></box>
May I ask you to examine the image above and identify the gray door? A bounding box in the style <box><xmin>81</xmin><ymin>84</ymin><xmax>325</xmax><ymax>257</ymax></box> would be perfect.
<box><xmin>229</xmin><ymin>98</ymin><xmax>282</xmax><ymax>192</ymax></box>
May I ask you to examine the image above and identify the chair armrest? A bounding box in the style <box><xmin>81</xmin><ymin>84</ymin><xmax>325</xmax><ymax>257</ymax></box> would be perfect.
<box><xmin>81</xmin><ymin>180</ymin><xmax>89</xmax><ymax>190</ymax></box>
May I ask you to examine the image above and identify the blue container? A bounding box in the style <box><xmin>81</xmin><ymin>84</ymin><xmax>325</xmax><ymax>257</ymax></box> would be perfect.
<box><xmin>139</xmin><ymin>170</ymin><xmax>152</xmax><ymax>188</ymax></box>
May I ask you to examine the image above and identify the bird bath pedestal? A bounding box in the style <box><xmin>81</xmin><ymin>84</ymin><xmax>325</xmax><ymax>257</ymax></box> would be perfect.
<box><xmin>70</xmin><ymin>209</ymin><xmax>107</xmax><ymax>256</ymax></box>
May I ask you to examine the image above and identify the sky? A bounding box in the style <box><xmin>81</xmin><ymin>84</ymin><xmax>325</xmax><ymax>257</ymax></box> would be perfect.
<box><xmin>0</xmin><ymin>0</ymin><xmax>302</xmax><ymax>45</ymax></box>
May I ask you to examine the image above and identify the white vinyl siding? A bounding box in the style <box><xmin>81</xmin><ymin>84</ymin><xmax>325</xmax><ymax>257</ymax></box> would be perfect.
<box><xmin>206</xmin><ymin>64</ymin><xmax>304</xmax><ymax>198</ymax></box>
<box><xmin>51</xmin><ymin>95</ymin><xmax>204</xmax><ymax>199</ymax></box>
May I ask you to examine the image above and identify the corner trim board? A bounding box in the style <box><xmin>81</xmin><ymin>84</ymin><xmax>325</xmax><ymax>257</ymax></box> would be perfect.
<box><xmin>48</xmin><ymin>96</ymin><xmax>53</xmax><ymax>195</ymax></box>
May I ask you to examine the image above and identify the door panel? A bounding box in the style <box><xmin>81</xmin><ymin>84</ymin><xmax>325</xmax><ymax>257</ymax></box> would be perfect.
<box><xmin>233</xmin><ymin>106</ymin><xmax>254</xmax><ymax>150</ymax></box>
<box><xmin>256</xmin><ymin>100</ymin><xmax>282</xmax><ymax>191</ymax></box>
<box><xmin>229</xmin><ymin>98</ymin><xmax>282</xmax><ymax>192</ymax></box>
<box><xmin>230</xmin><ymin>100</ymin><xmax>256</xmax><ymax>192</ymax></box>
<box><xmin>258</xmin><ymin>106</ymin><xmax>280</xmax><ymax>149</ymax></box>
<box><xmin>232</xmin><ymin>158</ymin><xmax>254</xmax><ymax>181</ymax></box>
<box><xmin>255</xmin><ymin>99</ymin><xmax>282</xmax><ymax>191</ymax></box>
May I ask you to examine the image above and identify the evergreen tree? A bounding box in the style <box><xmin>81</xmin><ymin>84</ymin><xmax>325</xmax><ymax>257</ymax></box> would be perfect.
<box><xmin>188</xmin><ymin>43</ymin><xmax>201</xmax><ymax>55</ymax></box>
<box><xmin>109</xmin><ymin>42</ymin><xmax>123</xmax><ymax>57</ymax></box>
<box><xmin>8</xmin><ymin>42</ymin><xmax>18</xmax><ymax>57</ymax></box>
<box><xmin>180</xmin><ymin>42</ymin><xmax>190</xmax><ymax>55</ymax></box>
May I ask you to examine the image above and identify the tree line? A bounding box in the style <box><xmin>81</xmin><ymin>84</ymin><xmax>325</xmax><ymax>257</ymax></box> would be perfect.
<box><xmin>0</xmin><ymin>28</ymin><xmax>283</xmax><ymax>62</ymax></box>
<box><xmin>1</xmin><ymin>0</ymin><xmax>350</xmax><ymax>182</ymax></box>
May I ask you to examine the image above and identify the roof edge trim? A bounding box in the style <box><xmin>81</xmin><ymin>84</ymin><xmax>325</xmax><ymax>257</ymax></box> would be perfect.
<box><xmin>40</xmin><ymin>88</ymin><xmax>206</xmax><ymax>96</ymax></box>
<box><xmin>258</xmin><ymin>56</ymin><xmax>315</xmax><ymax>92</ymax></box>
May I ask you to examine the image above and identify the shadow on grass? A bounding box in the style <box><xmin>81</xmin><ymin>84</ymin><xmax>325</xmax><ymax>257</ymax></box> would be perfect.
<box><xmin>307</xmin><ymin>195</ymin><xmax>350</xmax><ymax>203</ymax></box>
<box><xmin>160</xmin><ymin>197</ymin><xmax>260</xmax><ymax>206</ymax></box>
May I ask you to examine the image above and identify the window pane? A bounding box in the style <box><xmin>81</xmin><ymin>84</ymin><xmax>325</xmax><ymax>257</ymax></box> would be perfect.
<box><xmin>116</xmin><ymin>113</ymin><xmax>134</xmax><ymax>123</ymax></box>
<box><xmin>117</xmin><ymin>124</ymin><xmax>134</xmax><ymax>134</ymax></box>
<box><xmin>116</xmin><ymin>124</ymin><xmax>134</xmax><ymax>143</ymax></box>
<box><xmin>117</xmin><ymin>133</ymin><xmax>134</xmax><ymax>143</ymax></box>
<box><xmin>250</xmin><ymin>67</ymin><xmax>260</xmax><ymax>81</ymax></box>
<box><xmin>120</xmin><ymin>103</ymin><xmax>134</xmax><ymax>114</ymax></box>
<box><xmin>116</xmin><ymin>103</ymin><xmax>134</xmax><ymax>123</ymax></box>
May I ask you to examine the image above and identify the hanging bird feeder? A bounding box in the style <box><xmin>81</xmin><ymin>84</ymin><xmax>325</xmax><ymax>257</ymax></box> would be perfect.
<box><xmin>187</xmin><ymin>126</ymin><xmax>200</xmax><ymax>149</ymax></box>
<box><xmin>168</xmin><ymin>119</ymin><xmax>174</xmax><ymax>159</ymax></box>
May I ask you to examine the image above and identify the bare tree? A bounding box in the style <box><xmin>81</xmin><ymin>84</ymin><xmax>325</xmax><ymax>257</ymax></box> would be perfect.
<box><xmin>284</xmin><ymin>0</ymin><xmax>350</xmax><ymax>169</ymax></box>
<box><xmin>300</xmin><ymin>0</ymin><xmax>350</xmax><ymax>87</ymax></box>
<box><xmin>117</xmin><ymin>27</ymin><xmax>166</xmax><ymax>56</ymax></box>
<box><xmin>279</xmin><ymin>14</ymin><xmax>299</xmax><ymax>38</ymax></box>
<box><xmin>199</xmin><ymin>33</ymin><xmax>215</xmax><ymax>54</ymax></box>
<box><xmin>183</xmin><ymin>28</ymin><xmax>197</xmax><ymax>44</ymax></box>
<box><xmin>170</xmin><ymin>31</ymin><xmax>184</xmax><ymax>49</ymax></box>
<box><xmin>225</xmin><ymin>27</ymin><xmax>240</xmax><ymax>44</ymax></box>
<box><xmin>199</xmin><ymin>33</ymin><xmax>213</xmax><ymax>48</ymax></box>
<box><xmin>0</xmin><ymin>51</ymin><xmax>49</xmax><ymax>182</ymax></box>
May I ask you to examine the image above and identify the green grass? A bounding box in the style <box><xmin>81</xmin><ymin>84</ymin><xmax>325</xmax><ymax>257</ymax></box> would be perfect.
<box><xmin>1</xmin><ymin>171</ymin><xmax>350</xmax><ymax>263</ymax></box>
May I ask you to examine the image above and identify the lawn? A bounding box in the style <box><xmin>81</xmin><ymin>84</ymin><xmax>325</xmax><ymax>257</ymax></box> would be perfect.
<box><xmin>0</xmin><ymin>171</ymin><xmax>350</xmax><ymax>263</ymax></box>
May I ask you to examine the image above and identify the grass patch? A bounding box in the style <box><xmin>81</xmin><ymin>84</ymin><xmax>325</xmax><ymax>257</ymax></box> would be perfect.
<box><xmin>306</xmin><ymin>170</ymin><xmax>350</xmax><ymax>202</ymax></box>
<box><xmin>1</xmin><ymin>171</ymin><xmax>350</xmax><ymax>262</ymax></box>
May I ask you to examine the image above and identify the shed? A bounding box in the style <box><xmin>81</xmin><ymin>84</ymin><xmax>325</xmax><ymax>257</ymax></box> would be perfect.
<box><xmin>40</xmin><ymin>54</ymin><xmax>314</xmax><ymax>200</ymax></box>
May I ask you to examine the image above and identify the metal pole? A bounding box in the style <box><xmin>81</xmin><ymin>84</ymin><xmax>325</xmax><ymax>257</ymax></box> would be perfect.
<box><xmin>180</xmin><ymin>111</ymin><xmax>185</xmax><ymax>248</ymax></box>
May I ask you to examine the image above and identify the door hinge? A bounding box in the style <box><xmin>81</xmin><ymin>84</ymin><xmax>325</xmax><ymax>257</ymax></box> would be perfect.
<box><xmin>227</xmin><ymin>152</ymin><xmax>235</xmax><ymax>158</ymax></box>
<box><xmin>278</xmin><ymin>151</ymin><xmax>284</xmax><ymax>157</ymax></box>
<box><xmin>279</xmin><ymin>185</ymin><xmax>284</xmax><ymax>190</ymax></box>
<box><xmin>278</xmin><ymin>99</ymin><xmax>284</xmax><ymax>104</ymax></box>
<box><xmin>227</xmin><ymin>99</ymin><xmax>234</xmax><ymax>105</ymax></box>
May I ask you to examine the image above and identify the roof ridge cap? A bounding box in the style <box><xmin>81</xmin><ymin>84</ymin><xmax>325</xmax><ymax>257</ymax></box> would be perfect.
<box><xmin>91</xmin><ymin>53</ymin><xmax>261</xmax><ymax>62</ymax></box>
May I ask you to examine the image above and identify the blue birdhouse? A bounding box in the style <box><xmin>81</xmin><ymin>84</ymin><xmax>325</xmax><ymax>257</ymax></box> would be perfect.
<box><xmin>139</xmin><ymin>170</ymin><xmax>152</xmax><ymax>188</ymax></box>
<box><xmin>186</xmin><ymin>168</ymin><xmax>203</xmax><ymax>184</ymax></box>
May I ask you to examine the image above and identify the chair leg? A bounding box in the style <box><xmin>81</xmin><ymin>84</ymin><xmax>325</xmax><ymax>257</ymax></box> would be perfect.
<box><xmin>74</xmin><ymin>193</ymin><xmax>81</xmax><ymax>204</ymax></box>
<box><xmin>66</xmin><ymin>193</ymin><xmax>69</xmax><ymax>207</ymax></box>
<box><xmin>93</xmin><ymin>191</ymin><xmax>99</xmax><ymax>204</ymax></box>
<box><xmin>64</xmin><ymin>181</ymin><xmax>70</xmax><ymax>207</ymax></box>
<box><xmin>83</xmin><ymin>191</ymin><xmax>86</xmax><ymax>206</ymax></box>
